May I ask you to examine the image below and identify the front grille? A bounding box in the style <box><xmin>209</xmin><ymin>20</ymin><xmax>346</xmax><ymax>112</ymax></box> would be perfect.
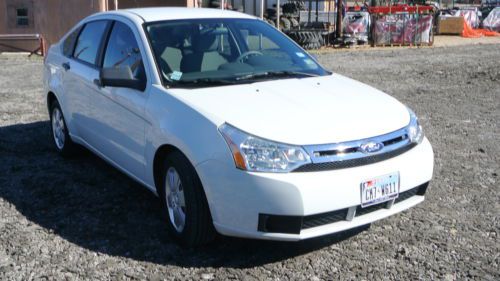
<box><xmin>294</xmin><ymin>144</ymin><xmax>416</xmax><ymax>172</ymax></box>
<box><xmin>257</xmin><ymin>182</ymin><xmax>429</xmax><ymax>234</ymax></box>
<box><xmin>295</xmin><ymin>126</ymin><xmax>416</xmax><ymax>172</ymax></box>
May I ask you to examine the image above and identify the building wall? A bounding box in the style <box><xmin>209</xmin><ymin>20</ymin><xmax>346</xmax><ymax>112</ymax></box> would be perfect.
<box><xmin>0</xmin><ymin>0</ymin><xmax>191</xmax><ymax>53</ymax></box>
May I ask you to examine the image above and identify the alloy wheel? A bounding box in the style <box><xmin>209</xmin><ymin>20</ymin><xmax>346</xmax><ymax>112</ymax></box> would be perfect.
<box><xmin>165</xmin><ymin>167</ymin><xmax>186</xmax><ymax>233</ymax></box>
<box><xmin>52</xmin><ymin>107</ymin><xmax>66</xmax><ymax>150</ymax></box>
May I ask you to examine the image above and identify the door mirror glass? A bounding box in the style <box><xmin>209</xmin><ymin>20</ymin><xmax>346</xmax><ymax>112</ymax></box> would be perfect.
<box><xmin>100</xmin><ymin>66</ymin><xmax>145</xmax><ymax>91</ymax></box>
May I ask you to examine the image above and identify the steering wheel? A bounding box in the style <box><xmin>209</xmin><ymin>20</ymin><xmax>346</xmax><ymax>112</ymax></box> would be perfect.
<box><xmin>236</xmin><ymin>51</ymin><xmax>263</xmax><ymax>63</ymax></box>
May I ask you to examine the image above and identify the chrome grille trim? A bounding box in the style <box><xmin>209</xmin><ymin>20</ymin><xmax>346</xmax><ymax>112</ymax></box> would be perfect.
<box><xmin>292</xmin><ymin>144</ymin><xmax>416</xmax><ymax>172</ymax></box>
<box><xmin>301</xmin><ymin>126</ymin><xmax>412</xmax><ymax>165</ymax></box>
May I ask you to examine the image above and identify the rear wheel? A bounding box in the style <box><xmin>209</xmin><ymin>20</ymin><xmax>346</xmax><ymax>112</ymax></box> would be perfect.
<box><xmin>159</xmin><ymin>151</ymin><xmax>216</xmax><ymax>247</ymax></box>
<box><xmin>50</xmin><ymin>100</ymin><xmax>78</xmax><ymax>157</ymax></box>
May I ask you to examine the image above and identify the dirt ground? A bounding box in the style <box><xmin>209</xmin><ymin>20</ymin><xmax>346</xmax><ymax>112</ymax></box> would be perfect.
<box><xmin>432</xmin><ymin>35</ymin><xmax>500</xmax><ymax>47</ymax></box>
<box><xmin>0</xmin><ymin>44</ymin><xmax>499</xmax><ymax>280</ymax></box>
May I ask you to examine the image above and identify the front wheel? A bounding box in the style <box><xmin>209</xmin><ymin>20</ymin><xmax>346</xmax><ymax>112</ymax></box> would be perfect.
<box><xmin>159</xmin><ymin>151</ymin><xmax>216</xmax><ymax>247</ymax></box>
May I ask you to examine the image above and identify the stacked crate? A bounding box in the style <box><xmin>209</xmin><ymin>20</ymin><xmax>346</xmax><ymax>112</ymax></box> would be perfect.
<box><xmin>369</xmin><ymin>5</ymin><xmax>434</xmax><ymax>47</ymax></box>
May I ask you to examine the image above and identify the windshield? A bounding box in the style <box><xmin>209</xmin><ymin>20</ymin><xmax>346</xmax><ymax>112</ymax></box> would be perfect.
<box><xmin>146</xmin><ymin>18</ymin><xmax>330</xmax><ymax>87</ymax></box>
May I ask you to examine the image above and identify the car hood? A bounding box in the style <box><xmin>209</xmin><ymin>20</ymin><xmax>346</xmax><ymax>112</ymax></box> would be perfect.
<box><xmin>167</xmin><ymin>74</ymin><xmax>410</xmax><ymax>145</ymax></box>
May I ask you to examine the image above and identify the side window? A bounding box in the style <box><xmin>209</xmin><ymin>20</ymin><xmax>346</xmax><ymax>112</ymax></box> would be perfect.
<box><xmin>73</xmin><ymin>21</ymin><xmax>108</xmax><ymax>65</ymax></box>
<box><xmin>62</xmin><ymin>27</ymin><xmax>81</xmax><ymax>57</ymax></box>
<box><xmin>103</xmin><ymin>22</ymin><xmax>146</xmax><ymax>85</ymax></box>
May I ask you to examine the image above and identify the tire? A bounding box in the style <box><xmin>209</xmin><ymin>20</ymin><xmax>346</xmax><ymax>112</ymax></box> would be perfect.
<box><xmin>49</xmin><ymin>100</ymin><xmax>78</xmax><ymax>157</ymax></box>
<box><xmin>282</xmin><ymin>3</ymin><xmax>296</xmax><ymax>14</ymax></box>
<box><xmin>267</xmin><ymin>19</ymin><xmax>276</xmax><ymax>27</ymax></box>
<box><xmin>289</xmin><ymin>18</ymin><xmax>300</xmax><ymax>28</ymax></box>
<box><xmin>285</xmin><ymin>30</ymin><xmax>297</xmax><ymax>41</ymax></box>
<box><xmin>280</xmin><ymin>17</ymin><xmax>291</xmax><ymax>30</ymax></box>
<box><xmin>295</xmin><ymin>31</ymin><xmax>322</xmax><ymax>49</ymax></box>
<box><xmin>209</xmin><ymin>0</ymin><xmax>220</xmax><ymax>8</ymax></box>
<box><xmin>159</xmin><ymin>150</ymin><xmax>216</xmax><ymax>247</ymax></box>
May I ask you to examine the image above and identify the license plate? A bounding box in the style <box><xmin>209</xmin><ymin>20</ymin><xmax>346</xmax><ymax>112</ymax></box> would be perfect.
<box><xmin>360</xmin><ymin>172</ymin><xmax>400</xmax><ymax>208</ymax></box>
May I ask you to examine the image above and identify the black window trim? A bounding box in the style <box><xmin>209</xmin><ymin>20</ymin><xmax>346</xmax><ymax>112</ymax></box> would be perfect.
<box><xmin>62</xmin><ymin>25</ymin><xmax>83</xmax><ymax>59</ymax></box>
<box><xmin>142</xmin><ymin>22</ymin><xmax>164</xmax><ymax>88</ymax></box>
<box><xmin>71</xmin><ymin>20</ymin><xmax>112</xmax><ymax>69</ymax></box>
<box><xmin>98</xmin><ymin>20</ymin><xmax>116</xmax><ymax>68</ymax></box>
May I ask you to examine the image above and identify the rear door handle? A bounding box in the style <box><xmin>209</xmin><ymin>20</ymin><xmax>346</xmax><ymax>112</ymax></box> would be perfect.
<box><xmin>62</xmin><ymin>62</ymin><xmax>70</xmax><ymax>71</ymax></box>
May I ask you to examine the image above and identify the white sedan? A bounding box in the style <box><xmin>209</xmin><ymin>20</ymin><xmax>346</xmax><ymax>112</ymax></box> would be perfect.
<box><xmin>44</xmin><ymin>8</ymin><xmax>434</xmax><ymax>247</ymax></box>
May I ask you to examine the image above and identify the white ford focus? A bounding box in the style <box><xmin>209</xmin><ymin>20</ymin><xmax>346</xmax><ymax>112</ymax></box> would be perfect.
<box><xmin>44</xmin><ymin>8</ymin><xmax>434</xmax><ymax>246</ymax></box>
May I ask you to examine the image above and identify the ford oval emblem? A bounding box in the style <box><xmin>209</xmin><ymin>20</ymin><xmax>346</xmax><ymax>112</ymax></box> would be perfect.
<box><xmin>360</xmin><ymin>142</ymin><xmax>384</xmax><ymax>154</ymax></box>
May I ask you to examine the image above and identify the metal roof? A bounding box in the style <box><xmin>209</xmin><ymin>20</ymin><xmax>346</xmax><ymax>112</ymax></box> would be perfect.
<box><xmin>118</xmin><ymin>7</ymin><xmax>256</xmax><ymax>22</ymax></box>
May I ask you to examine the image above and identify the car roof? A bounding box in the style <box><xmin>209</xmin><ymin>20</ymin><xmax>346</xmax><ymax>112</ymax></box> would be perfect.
<box><xmin>115</xmin><ymin>7</ymin><xmax>256</xmax><ymax>23</ymax></box>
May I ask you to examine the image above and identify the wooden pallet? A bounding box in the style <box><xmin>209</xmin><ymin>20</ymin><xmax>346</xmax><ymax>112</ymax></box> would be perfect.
<box><xmin>372</xmin><ymin>42</ymin><xmax>433</xmax><ymax>47</ymax></box>
<box><xmin>344</xmin><ymin>43</ymin><xmax>371</xmax><ymax>49</ymax></box>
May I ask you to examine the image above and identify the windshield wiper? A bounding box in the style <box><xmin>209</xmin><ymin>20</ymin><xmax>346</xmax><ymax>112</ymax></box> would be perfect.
<box><xmin>234</xmin><ymin>71</ymin><xmax>319</xmax><ymax>81</ymax></box>
<box><xmin>169</xmin><ymin>77</ymin><xmax>238</xmax><ymax>88</ymax></box>
<box><xmin>165</xmin><ymin>71</ymin><xmax>319</xmax><ymax>88</ymax></box>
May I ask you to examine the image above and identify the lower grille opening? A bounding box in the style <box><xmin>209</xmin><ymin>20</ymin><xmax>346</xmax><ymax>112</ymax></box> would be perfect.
<box><xmin>257</xmin><ymin>214</ymin><xmax>302</xmax><ymax>234</ymax></box>
<box><xmin>302</xmin><ymin>209</ymin><xmax>348</xmax><ymax>230</ymax></box>
<box><xmin>257</xmin><ymin>182</ymin><xmax>429</xmax><ymax>234</ymax></box>
<box><xmin>356</xmin><ymin>202</ymin><xmax>387</xmax><ymax>216</ymax></box>
<box><xmin>395</xmin><ymin>186</ymin><xmax>418</xmax><ymax>203</ymax></box>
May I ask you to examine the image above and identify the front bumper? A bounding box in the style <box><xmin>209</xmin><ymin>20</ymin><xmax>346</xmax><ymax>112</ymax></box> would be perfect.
<box><xmin>195</xmin><ymin>137</ymin><xmax>434</xmax><ymax>241</ymax></box>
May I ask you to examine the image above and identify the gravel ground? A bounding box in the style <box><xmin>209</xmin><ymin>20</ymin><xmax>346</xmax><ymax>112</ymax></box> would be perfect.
<box><xmin>0</xmin><ymin>44</ymin><xmax>499</xmax><ymax>280</ymax></box>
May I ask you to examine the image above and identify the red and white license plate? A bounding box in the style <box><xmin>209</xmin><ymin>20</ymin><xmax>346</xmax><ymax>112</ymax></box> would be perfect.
<box><xmin>360</xmin><ymin>172</ymin><xmax>400</xmax><ymax>207</ymax></box>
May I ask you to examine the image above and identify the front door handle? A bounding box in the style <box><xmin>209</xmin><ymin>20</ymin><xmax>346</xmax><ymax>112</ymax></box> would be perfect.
<box><xmin>62</xmin><ymin>62</ymin><xmax>70</xmax><ymax>71</ymax></box>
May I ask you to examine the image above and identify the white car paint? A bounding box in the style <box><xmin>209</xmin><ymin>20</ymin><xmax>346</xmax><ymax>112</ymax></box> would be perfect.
<box><xmin>44</xmin><ymin>7</ymin><xmax>434</xmax><ymax>241</ymax></box>
<box><xmin>169</xmin><ymin>74</ymin><xmax>410</xmax><ymax>145</ymax></box>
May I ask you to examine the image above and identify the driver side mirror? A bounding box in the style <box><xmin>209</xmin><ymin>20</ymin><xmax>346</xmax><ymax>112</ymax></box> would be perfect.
<box><xmin>99</xmin><ymin>66</ymin><xmax>145</xmax><ymax>91</ymax></box>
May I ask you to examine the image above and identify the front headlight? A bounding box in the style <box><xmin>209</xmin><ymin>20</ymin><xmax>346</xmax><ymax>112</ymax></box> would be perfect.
<box><xmin>219</xmin><ymin>123</ymin><xmax>311</xmax><ymax>173</ymax></box>
<box><xmin>408</xmin><ymin>108</ymin><xmax>424</xmax><ymax>144</ymax></box>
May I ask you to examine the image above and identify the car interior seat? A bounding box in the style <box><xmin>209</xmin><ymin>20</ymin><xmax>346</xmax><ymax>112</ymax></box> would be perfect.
<box><xmin>150</xmin><ymin>29</ymin><xmax>184</xmax><ymax>77</ymax></box>
<box><xmin>180</xmin><ymin>32</ymin><xmax>228</xmax><ymax>73</ymax></box>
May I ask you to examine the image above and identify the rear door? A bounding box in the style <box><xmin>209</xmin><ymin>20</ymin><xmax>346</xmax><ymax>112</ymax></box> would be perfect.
<box><xmin>87</xmin><ymin>20</ymin><xmax>149</xmax><ymax>180</ymax></box>
<box><xmin>62</xmin><ymin>20</ymin><xmax>111</xmax><ymax>141</ymax></box>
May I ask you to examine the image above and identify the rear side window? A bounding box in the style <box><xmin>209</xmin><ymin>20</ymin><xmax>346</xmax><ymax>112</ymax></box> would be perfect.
<box><xmin>62</xmin><ymin>27</ymin><xmax>81</xmax><ymax>57</ymax></box>
<box><xmin>103</xmin><ymin>21</ymin><xmax>146</xmax><ymax>85</ymax></box>
<box><xmin>73</xmin><ymin>21</ymin><xmax>108</xmax><ymax>65</ymax></box>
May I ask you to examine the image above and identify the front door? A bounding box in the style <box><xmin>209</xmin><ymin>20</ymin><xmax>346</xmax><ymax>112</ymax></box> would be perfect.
<box><xmin>88</xmin><ymin>20</ymin><xmax>149</xmax><ymax>180</ymax></box>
